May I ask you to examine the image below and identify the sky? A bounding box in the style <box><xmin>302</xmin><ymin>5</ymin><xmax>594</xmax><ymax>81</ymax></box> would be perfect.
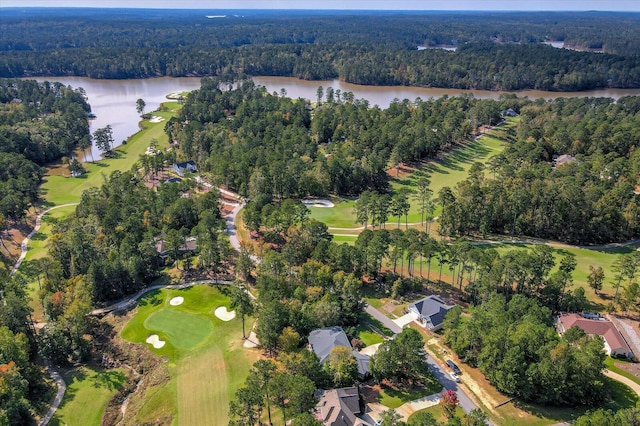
<box><xmin>2</xmin><ymin>1</ymin><xmax>640</xmax><ymax>12</ymax></box>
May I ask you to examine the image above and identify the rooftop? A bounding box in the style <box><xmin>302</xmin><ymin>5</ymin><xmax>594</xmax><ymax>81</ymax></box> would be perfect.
<box><xmin>558</xmin><ymin>313</ymin><xmax>632</xmax><ymax>354</ymax></box>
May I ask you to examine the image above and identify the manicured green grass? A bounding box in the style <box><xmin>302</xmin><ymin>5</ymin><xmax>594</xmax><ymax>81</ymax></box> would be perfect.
<box><xmin>309</xmin><ymin>120</ymin><xmax>513</xmax><ymax>230</ymax></box>
<box><xmin>41</xmin><ymin>102</ymin><xmax>181</xmax><ymax>206</ymax></box>
<box><xmin>144</xmin><ymin>309</ymin><xmax>213</xmax><ymax>351</ymax></box>
<box><xmin>358</xmin><ymin>329</ymin><xmax>384</xmax><ymax>346</ymax></box>
<box><xmin>408</xmin><ymin>405</ymin><xmax>465</xmax><ymax>423</ymax></box>
<box><xmin>605</xmin><ymin>357</ymin><xmax>640</xmax><ymax>386</ymax></box>
<box><xmin>121</xmin><ymin>285</ymin><xmax>255</xmax><ymax>426</ymax></box>
<box><xmin>392</xmin><ymin>132</ymin><xmax>508</xmax><ymax>224</ymax></box>
<box><xmin>308</xmin><ymin>199</ymin><xmax>357</xmax><ymax>228</ymax></box>
<box><xmin>331</xmin><ymin>234</ymin><xmax>357</xmax><ymax>244</ymax></box>
<box><xmin>379</xmin><ymin>376</ymin><xmax>443</xmax><ymax>409</ymax></box>
<box><xmin>51</xmin><ymin>366</ymin><xmax>126</xmax><ymax>426</ymax></box>
<box><xmin>122</xmin><ymin>285</ymin><xmax>231</xmax><ymax>359</ymax></box>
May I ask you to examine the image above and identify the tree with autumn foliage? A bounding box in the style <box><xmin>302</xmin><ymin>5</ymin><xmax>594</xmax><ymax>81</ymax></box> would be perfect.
<box><xmin>440</xmin><ymin>389</ymin><xmax>459</xmax><ymax>419</ymax></box>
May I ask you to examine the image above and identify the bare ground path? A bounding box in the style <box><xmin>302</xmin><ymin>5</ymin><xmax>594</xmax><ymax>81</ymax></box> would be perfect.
<box><xmin>604</xmin><ymin>369</ymin><xmax>640</xmax><ymax>397</ymax></box>
<box><xmin>10</xmin><ymin>203</ymin><xmax>79</xmax><ymax>275</ymax></box>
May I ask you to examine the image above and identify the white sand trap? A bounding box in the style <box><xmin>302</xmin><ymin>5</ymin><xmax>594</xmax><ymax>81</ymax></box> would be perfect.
<box><xmin>243</xmin><ymin>331</ymin><xmax>260</xmax><ymax>348</ymax></box>
<box><xmin>149</xmin><ymin>116</ymin><xmax>165</xmax><ymax>123</ymax></box>
<box><xmin>215</xmin><ymin>306</ymin><xmax>236</xmax><ymax>321</ymax></box>
<box><xmin>301</xmin><ymin>198</ymin><xmax>335</xmax><ymax>208</ymax></box>
<box><xmin>169</xmin><ymin>296</ymin><xmax>184</xmax><ymax>306</ymax></box>
<box><xmin>146</xmin><ymin>334</ymin><xmax>166</xmax><ymax>349</ymax></box>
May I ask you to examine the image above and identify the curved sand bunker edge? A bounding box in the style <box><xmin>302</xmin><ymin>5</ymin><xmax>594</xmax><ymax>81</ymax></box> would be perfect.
<box><xmin>214</xmin><ymin>306</ymin><xmax>236</xmax><ymax>321</ymax></box>
<box><xmin>145</xmin><ymin>334</ymin><xmax>166</xmax><ymax>349</ymax></box>
<box><xmin>169</xmin><ymin>296</ymin><xmax>184</xmax><ymax>306</ymax></box>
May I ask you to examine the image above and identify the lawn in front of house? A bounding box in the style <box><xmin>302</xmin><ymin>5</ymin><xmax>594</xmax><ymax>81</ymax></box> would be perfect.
<box><xmin>408</xmin><ymin>405</ymin><xmax>465</xmax><ymax>424</ymax></box>
<box><xmin>378</xmin><ymin>375</ymin><xmax>443</xmax><ymax>409</ymax></box>
<box><xmin>50</xmin><ymin>366</ymin><xmax>127</xmax><ymax>426</ymax></box>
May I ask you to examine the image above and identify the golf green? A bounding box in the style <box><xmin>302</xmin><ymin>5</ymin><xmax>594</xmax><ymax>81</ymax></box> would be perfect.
<box><xmin>144</xmin><ymin>309</ymin><xmax>213</xmax><ymax>351</ymax></box>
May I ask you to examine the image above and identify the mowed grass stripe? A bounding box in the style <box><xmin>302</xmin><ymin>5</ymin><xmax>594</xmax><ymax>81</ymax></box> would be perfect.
<box><xmin>177</xmin><ymin>347</ymin><xmax>229</xmax><ymax>426</ymax></box>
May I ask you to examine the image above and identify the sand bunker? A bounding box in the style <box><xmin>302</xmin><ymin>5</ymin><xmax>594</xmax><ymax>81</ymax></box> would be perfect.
<box><xmin>149</xmin><ymin>116</ymin><xmax>165</xmax><ymax>123</ymax></box>
<box><xmin>169</xmin><ymin>296</ymin><xmax>184</xmax><ymax>306</ymax></box>
<box><xmin>215</xmin><ymin>306</ymin><xmax>236</xmax><ymax>321</ymax></box>
<box><xmin>146</xmin><ymin>334</ymin><xmax>166</xmax><ymax>349</ymax></box>
<box><xmin>301</xmin><ymin>198</ymin><xmax>335</xmax><ymax>208</ymax></box>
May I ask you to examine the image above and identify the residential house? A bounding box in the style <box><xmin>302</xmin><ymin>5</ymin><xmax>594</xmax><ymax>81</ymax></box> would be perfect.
<box><xmin>501</xmin><ymin>108</ymin><xmax>518</xmax><ymax>117</ymax></box>
<box><xmin>308</xmin><ymin>326</ymin><xmax>370</xmax><ymax>378</ymax></box>
<box><xmin>154</xmin><ymin>234</ymin><xmax>197</xmax><ymax>264</ymax></box>
<box><xmin>408</xmin><ymin>295</ymin><xmax>455</xmax><ymax>331</ymax></box>
<box><xmin>558</xmin><ymin>313</ymin><xmax>634</xmax><ymax>358</ymax></box>
<box><xmin>173</xmin><ymin>160</ymin><xmax>198</xmax><ymax>177</ymax></box>
<box><xmin>553</xmin><ymin>154</ymin><xmax>576</xmax><ymax>168</ymax></box>
<box><xmin>315</xmin><ymin>387</ymin><xmax>372</xmax><ymax>426</ymax></box>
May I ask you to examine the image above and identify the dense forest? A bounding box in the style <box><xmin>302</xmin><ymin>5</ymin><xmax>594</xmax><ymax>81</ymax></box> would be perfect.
<box><xmin>171</xmin><ymin>80</ymin><xmax>640</xmax><ymax>245</ymax></box>
<box><xmin>444</xmin><ymin>295</ymin><xmax>606</xmax><ymax>405</ymax></box>
<box><xmin>438</xmin><ymin>96</ymin><xmax>640</xmax><ymax>244</ymax></box>
<box><xmin>2</xmin><ymin>10</ymin><xmax>640</xmax><ymax>91</ymax></box>
<box><xmin>171</xmin><ymin>78</ymin><xmax>520</xmax><ymax>198</ymax></box>
<box><xmin>0</xmin><ymin>79</ymin><xmax>90</xmax><ymax>223</ymax></box>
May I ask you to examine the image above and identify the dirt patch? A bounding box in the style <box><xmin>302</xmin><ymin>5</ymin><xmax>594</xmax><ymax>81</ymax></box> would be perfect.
<box><xmin>93</xmin><ymin>312</ymin><xmax>171</xmax><ymax>426</ymax></box>
<box><xmin>386</xmin><ymin>162</ymin><xmax>418</xmax><ymax>179</ymax></box>
<box><xmin>613</xmin><ymin>360</ymin><xmax>640</xmax><ymax>379</ymax></box>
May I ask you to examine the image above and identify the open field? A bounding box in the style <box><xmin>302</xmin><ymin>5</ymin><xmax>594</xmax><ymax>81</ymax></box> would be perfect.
<box><xmin>50</xmin><ymin>366</ymin><xmax>126</xmax><ymax>426</ymax></box>
<box><xmin>121</xmin><ymin>285</ymin><xmax>256</xmax><ymax>426</ymax></box>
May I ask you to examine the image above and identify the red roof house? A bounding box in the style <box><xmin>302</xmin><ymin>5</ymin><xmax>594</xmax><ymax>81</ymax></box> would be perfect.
<box><xmin>558</xmin><ymin>313</ymin><xmax>633</xmax><ymax>358</ymax></box>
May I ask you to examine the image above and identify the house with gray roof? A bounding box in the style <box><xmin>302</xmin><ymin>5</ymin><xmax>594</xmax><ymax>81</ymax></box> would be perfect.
<box><xmin>408</xmin><ymin>295</ymin><xmax>455</xmax><ymax>331</ymax></box>
<box><xmin>315</xmin><ymin>386</ymin><xmax>372</xmax><ymax>426</ymax></box>
<box><xmin>173</xmin><ymin>160</ymin><xmax>198</xmax><ymax>177</ymax></box>
<box><xmin>308</xmin><ymin>327</ymin><xmax>370</xmax><ymax>378</ymax></box>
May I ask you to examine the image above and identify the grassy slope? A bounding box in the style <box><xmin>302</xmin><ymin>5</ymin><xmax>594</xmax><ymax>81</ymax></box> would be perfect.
<box><xmin>50</xmin><ymin>366</ymin><xmax>127</xmax><ymax>426</ymax></box>
<box><xmin>308</xmin><ymin>119</ymin><xmax>514</xmax><ymax>229</ymax></box>
<box><xmin>41</xmin><ymin>104</ymin><xmax>179</xmax><ymax>206</ymax></box>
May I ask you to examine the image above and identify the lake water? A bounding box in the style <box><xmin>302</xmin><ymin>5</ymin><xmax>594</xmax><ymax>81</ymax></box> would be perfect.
<box><xmin>39</xmin><ymin>76</ymin><xmax>640</xmax><ymax>161</ymax></box>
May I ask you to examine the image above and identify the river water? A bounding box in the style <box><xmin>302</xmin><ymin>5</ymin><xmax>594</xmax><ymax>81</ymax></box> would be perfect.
<box><xmin>39</xmin><ymin>76</ymin><xmax>640</xmax><ymax>161</ymax></box>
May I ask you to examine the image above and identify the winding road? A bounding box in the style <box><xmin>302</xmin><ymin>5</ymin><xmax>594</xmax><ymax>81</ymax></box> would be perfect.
<box><xmin>10</xmin><ymin>203</ymin><xmax>78</xmax><ymax>276</ymax></box>
<box><xmin>9</xmin><ymin>204</ymin><xmax>78</xmax><ymax>426</ymax></box>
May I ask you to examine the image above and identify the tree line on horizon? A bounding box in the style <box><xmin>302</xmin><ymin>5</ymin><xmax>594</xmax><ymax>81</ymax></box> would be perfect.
<box><xmin>2</xmin><ymin>12</ymin><xmax>640</xmax><ymax>91</ymax></box>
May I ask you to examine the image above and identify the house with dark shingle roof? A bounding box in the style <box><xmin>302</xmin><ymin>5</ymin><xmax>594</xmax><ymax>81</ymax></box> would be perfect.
<box><xmin>558</xmin><ymin>313</ymin><xmax>633</xmax><ymax>358</ymax></box>
<box><xmin>408</xmin><ymin>295</ymin><xmax>455</xmax><ymax>331</ymax></box>
<box><xmin>315</xmin><ymin>386</ymin><xmax>372</xmax><ymax>426</ymax></box>
<box><xmin>172</xmin><ymin>160</ymin><xmax>198</xmax><ymax>177</ymax></box>
<box><xmin>308</xmin><ymin>327</ymin><xmax>370</xmax><ymax>378</ymax></box>
<box><xmin>316</xmin><ymin>386</ymin><xmax>370</xmax><ymax>426</ymax></box>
